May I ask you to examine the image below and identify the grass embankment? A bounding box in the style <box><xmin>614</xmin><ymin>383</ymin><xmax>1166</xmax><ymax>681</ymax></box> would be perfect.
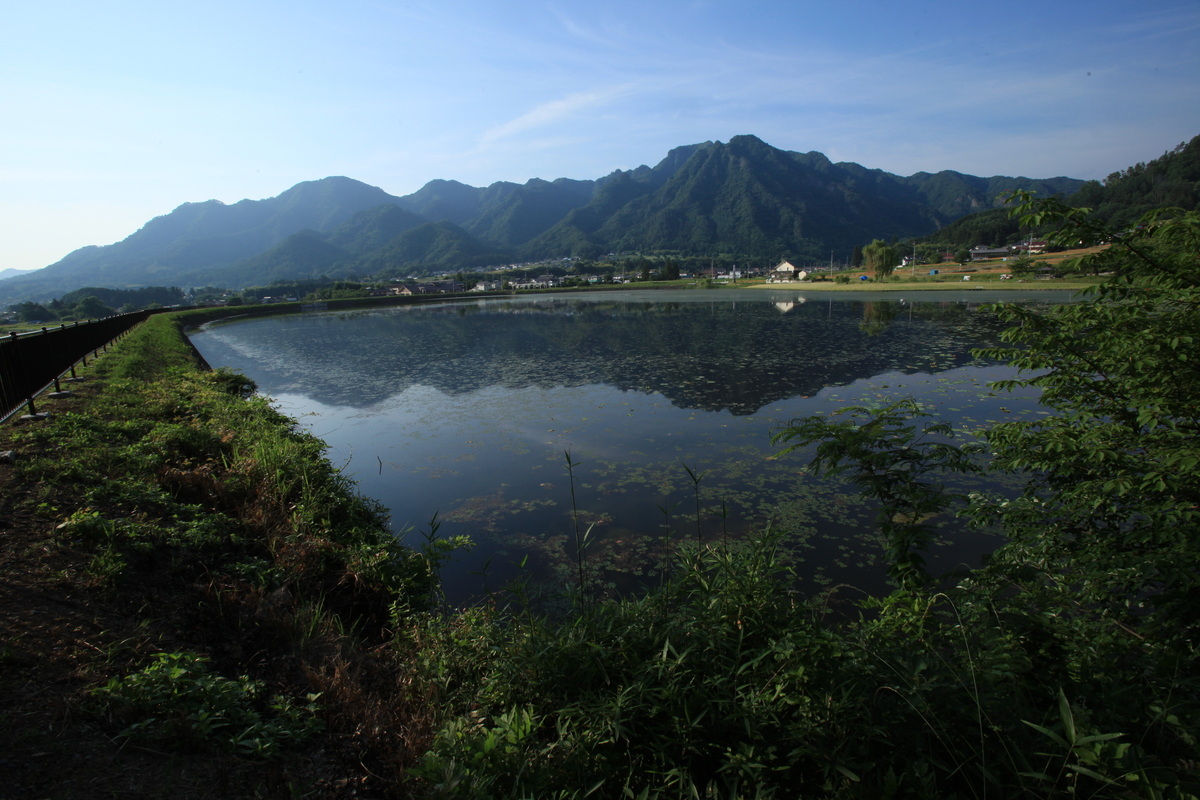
<box><xmin>2</xmin><ymin>309</ymin><xmax>1195</xmax><ymax>799</ymax></box>
<box><xmin>0</xmin><ymin>313</ymin><xmax>435</xmax><ymax>797</ymax></box>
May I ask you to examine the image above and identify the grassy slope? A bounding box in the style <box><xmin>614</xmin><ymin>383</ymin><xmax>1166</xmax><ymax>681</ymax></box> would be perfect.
<box><xmin>0</xmin><ymin>313</ymin><xmax>433</xmax><ymax>798</ymax></box>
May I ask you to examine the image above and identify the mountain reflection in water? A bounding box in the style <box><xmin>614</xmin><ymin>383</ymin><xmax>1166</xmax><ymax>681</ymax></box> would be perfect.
<box><xmin>192</xmin><ymin>291</ymin><xmax>1028</xmax><ymax>415</ymax></box>
<box><xmin>189</xmin><ymin>290</ymin><xmax>1060</xmax><ymax>601</ymax></box>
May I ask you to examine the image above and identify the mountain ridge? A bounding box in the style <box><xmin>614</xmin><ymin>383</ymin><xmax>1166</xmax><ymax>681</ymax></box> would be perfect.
<box><xmin>2</xmin><ymin>135</ymin><xmax>1091</xmax><ymax>304</ymax></box>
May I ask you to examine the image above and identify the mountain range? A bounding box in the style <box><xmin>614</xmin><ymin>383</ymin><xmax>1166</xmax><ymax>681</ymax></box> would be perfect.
<box><xmin>1</xmin><ymin>134</ymin><xmax>1086</xmax><ymax>305</ymax></box>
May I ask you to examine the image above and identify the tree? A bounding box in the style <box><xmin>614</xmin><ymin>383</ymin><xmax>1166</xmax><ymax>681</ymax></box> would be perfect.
<box><xmin>12</xmin><ymin>301</ymin><xmax>55</xmax><ymax>322</ymax></box>
<box><xmin>766</xmin><ymin>195</ymin><xmax>1200</xmax><ymax>793</ymax></box>
<box><xmin>970</xmin><ymin>192</ymin><xmax>1200</xmax><ymax>634</ymax></box>
<box><xmin>862</xmin><ymin>239</ymin><xmax>899</xmax><ymax>280</ymax></box>
<box><xmin>1007</xmin><ymin>254</ymin><xmax>1038</xmax><ymax>278</ymax></box>
<box><xmin>784</xmin><ymin>192</ymin><xmax>1200</xmax><ymax>631</ymax></box>
<box><xmin>772</xmin><ymin>399</ymin><xmax>978</xmax><ymax>588</ymax></box>
<box><xmin>71</xmin><ymin>295</ymin><xmax>116</xmax><ymax>319</ymax></box>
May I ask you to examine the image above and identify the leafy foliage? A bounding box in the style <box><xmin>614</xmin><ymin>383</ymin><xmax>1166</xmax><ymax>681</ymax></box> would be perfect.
<box><xmin>772</xmin><ymin>399</ymin><xmax>979</xmax><ymax>588</ymax></box>
<box><xmin>402</xmin><ymin>195</ymin><xmax>1200</xmax><ymax>798</ymax></box>
<box><xmin>862</xmin><ymin>238</ymin><xmax>900</xmax><ymax>279</ymax></box>
<box><xmin>971</xmin><ymin>192</ymin><xmax>1200</xmax><ymax>636</ymax></box>
<box><xmin>92</xmin><ymin>651</ymin><xmax>322</xmax><ymax>758</ymax></box>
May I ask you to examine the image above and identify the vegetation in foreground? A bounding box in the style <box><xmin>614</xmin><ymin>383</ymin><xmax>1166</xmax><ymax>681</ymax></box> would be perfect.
<box><xmin>0</xmin><ymin>194</ymin><xmax>1197</xmax><ymax>798</ymax></box>
<box><xmin>0</xmin><ymin>313</ymin><xmax>442</xmax><ymax>795</ymax></box>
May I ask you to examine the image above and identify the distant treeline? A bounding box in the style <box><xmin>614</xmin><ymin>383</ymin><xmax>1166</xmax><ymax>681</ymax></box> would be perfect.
<box><xmin>8</xmin><ymin>286</ymin><xmax>186</xmax><ymax>322</ymax></box>
<box><xmin>919</xmin><ymin>134</ymin><xmax>1200</xmax><ymax>250</ymax></box>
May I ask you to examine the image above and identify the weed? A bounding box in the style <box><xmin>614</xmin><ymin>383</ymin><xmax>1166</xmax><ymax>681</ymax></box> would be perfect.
<box><xmin>92</xmin><ymin>651</ymin><xmax>322</xmax><ymax>758</ymax></box>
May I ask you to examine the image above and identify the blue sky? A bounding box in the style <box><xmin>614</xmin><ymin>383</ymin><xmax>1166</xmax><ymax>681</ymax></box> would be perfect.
<box><xmin>3</xmin><ymin>0</ymin><xmax>1199</xmax><ymax>272</ymax></box>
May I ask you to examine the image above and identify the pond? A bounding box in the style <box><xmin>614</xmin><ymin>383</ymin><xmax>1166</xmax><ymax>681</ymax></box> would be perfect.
<box><xmin>188</xmin><ymin>289</ymin><xmax>1062</xmax><ymax>602</ymax></box>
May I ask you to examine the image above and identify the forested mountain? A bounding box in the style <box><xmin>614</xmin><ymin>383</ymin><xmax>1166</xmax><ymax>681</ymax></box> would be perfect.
<box><xmin>921</xmin><ymin>134</ymin><xmax>1200</xmax><ymax>249</ymax></box>
<box><xmin>462</xmin><ymin>177</ymin><xmax>598</xmax><ymax>248</ymax></box>
<box><xmin>1071</xmin><ymin>134</ymin><xmax>1200</xmax><ymax>226</ymax></box>
<box><xmin>2</xmin><ymin>135</ymin><xmax>1098</xmax><ymax>304</ymax></box>
<box><xmin>325</xmin><ymin>204</ymin><xmax>430</xmax><ymax>255</ymax></box>
<box><xmin>516</xmin><ymin>137</ymin><xmax>1081</xmax><ymax>261</ymax></box>
<box><xmin>358</xmin><ymin>221</ymin><xmax>509</xmax><ymax>276</ymax></box>
<box><xmin>203</xmin><ymin>231</ymin><xmax>356</xmax><ymax>287</ymax></box>
<box><xmin>591</xmin><ymin>137</ymin><xmax>939</xmax><ymax>259</ymax></box>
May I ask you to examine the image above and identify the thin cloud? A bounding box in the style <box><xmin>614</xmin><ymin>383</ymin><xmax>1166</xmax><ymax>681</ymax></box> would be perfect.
<box><xmin>479</xmin><ymin>85</ymin><xmax>634</xmax><ymax>146</ymax></box>
<box><xmin>546</xmin><ymin>4</ymin><xmax>631</xmax><ymax>50</ymax></box>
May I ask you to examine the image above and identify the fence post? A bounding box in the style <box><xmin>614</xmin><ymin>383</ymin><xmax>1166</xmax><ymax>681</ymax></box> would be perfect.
<box><xmin>3</xmin><ymin>311</ymin><xmax>149</xmax><ymax>423</ymax></box>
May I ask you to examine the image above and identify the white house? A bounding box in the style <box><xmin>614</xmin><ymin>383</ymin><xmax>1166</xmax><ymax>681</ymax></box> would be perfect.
<box><xmin>773</xmin><ymin>260</ymin><xmax>809</xmax><ymax>281</ymax></box>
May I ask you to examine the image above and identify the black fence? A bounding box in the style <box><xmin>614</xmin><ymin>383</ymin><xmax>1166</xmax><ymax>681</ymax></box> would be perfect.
<box><xmin>1</xmin><ymin>312</ymin><xmax>152</xmax><ymax>422</ymax></box>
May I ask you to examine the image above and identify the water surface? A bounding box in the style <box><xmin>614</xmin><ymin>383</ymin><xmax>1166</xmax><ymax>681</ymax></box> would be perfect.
<box><xmin>189</xmin><ymin>289</ymin><xmax>1058</xmax><ymax>600</ymax></box>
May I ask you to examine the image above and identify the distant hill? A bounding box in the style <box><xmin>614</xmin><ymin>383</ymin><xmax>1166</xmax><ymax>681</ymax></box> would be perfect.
<box><xmin>359</xmin><ymin>220</ymin><xmax>510</xmax><ymax>276</ymax></box>
<box><xmin>325</xmin><ymin>204</ymin><xmax>429</xmax><ymax>255</ymax></box>
<box><xmin>516</xmin><ymin>137</ymin><xmax>1082</xmax><ymax>261</ymax></box>
<box><xmin>1</xmin><ymin>135</ymin><xmax>1097</xmax><ymax>305</ymax></box>
<box><xmin>203</xmin><ymin>231</ymin><xmax>357</xmax><ymax>287</ymax></box>
<box><xmin>0</xmin><ymin>177</ymin><xmax>408</xmax><ymax>304</ymax></box>
<box><xmin>1071</xmin><ymin>134</ymin><xmax>1200</xmax><ymax>226</ymax></box>
<box><xmin>922</xmin><ymin>133</ymin><xmax>1200</xmax><ymax>249</ymax></box>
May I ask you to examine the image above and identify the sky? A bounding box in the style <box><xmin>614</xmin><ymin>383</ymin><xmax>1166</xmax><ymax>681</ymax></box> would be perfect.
<box><xmin>3</xmin><ymin>0</ymin><xmax>1199</xmax><ymax>272</ymax></box>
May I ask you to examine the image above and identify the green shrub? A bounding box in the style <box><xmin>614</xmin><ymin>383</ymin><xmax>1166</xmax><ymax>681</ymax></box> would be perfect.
<box><xmin>92</xmin><ymin>651</ymin><xmax>322</xmax><ymax>758</ymax></box>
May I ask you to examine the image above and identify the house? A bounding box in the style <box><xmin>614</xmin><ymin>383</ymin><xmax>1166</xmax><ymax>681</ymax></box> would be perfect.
<box><xmin>395</xmin><ymin>281</ymin><xmax>464</xmax><ymax>294</ymax></box>
<box><xmin>774</xmin><ymin>260</ymin><xmax>800</xmax><ymax>279</ymax></box>
<box><xmin>773</xmin><ymin>260</ymin><xmax>809</xmax><ymax>282</ymax></box>
<box><xmin>970</xmin><ymin>245</ymin><xmax>1011</xmax><ymax>261</ymax></box>
<box><xmin>510</xmin><ymin>275</ymin><xmax>560</xmax><ymax>290</ymax></box>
